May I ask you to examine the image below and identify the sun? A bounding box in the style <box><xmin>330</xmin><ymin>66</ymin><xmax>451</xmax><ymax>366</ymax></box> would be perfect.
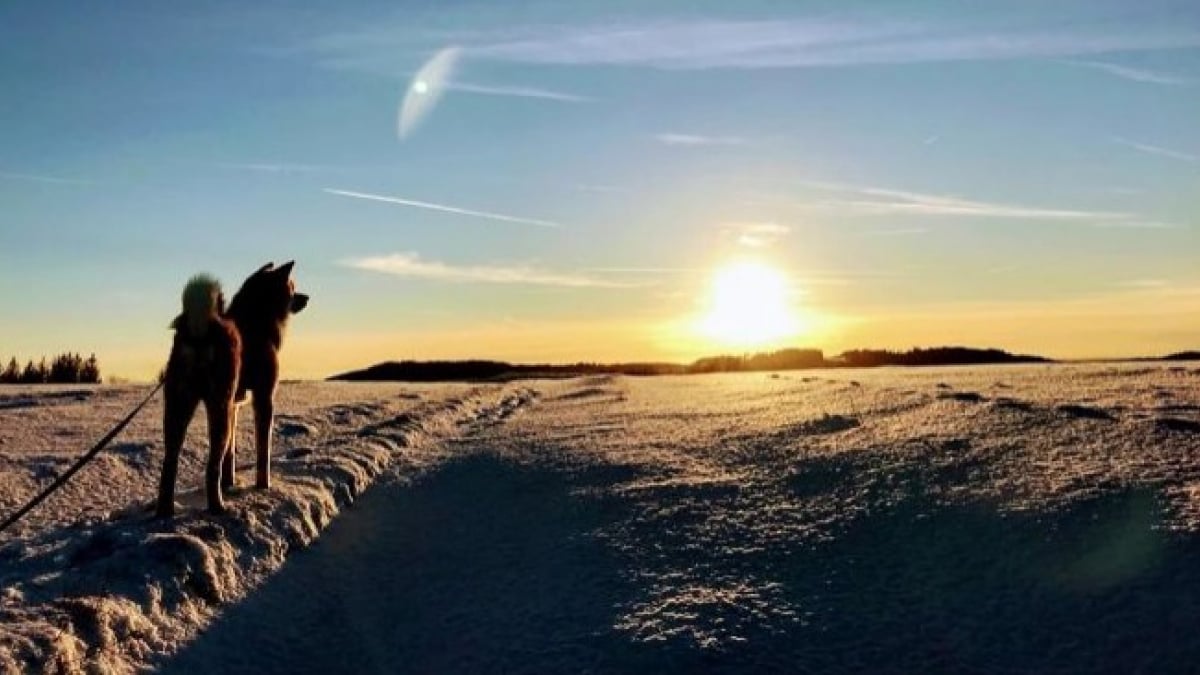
<box><xmin>697</xmin><ymin>260</ymin><xmax>805</xmax><ymax>348</ymax></box>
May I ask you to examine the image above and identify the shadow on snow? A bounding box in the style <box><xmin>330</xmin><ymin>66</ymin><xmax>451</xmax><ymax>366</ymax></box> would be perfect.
<box><xmin>161</xmin><ymin>453</ymin><xmax>1200</xmax><ymax>674</ymax></box>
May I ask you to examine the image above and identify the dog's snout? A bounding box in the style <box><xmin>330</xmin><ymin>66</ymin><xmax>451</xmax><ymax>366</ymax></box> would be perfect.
<box><xmin>291</xmin><ymin>293</ymin><xmax>310</xmax><ymax>314</ymax></box>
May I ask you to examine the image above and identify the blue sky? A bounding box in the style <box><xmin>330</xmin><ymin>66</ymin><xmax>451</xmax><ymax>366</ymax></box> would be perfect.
<box><xmin>1</xmin><ymin>1</ymin><xmax>1198</xmax><ymax>379</ymax></box>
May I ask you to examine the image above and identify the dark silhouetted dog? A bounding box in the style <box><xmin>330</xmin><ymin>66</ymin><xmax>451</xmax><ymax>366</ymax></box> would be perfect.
<box><xmin>157</xmin><ymin>261</ymin><xmax>309</xmax><ymax>516</ymax></box>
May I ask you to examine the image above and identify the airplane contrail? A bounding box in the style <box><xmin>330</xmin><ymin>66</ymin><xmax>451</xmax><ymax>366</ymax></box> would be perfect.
<box><xmin>323</xmin><ymin>188</ymin><xmax>563</xmax><ymax>228</ymax></box>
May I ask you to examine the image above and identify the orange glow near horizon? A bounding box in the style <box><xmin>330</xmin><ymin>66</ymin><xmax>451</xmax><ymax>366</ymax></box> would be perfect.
<box><xmin>67</xmin><ymin>264</ymin><xmax>1200</xmax><ymax>383</ymax></box>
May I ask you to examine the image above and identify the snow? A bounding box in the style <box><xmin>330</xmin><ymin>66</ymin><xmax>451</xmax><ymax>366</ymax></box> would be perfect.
<box><xmin>3</xmin><ymin>363</ymin><xmax>1200</xmax><ymax>672</ymax></box>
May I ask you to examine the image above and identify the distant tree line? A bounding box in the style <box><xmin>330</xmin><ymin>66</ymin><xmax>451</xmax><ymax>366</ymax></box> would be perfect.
<box><xmin>0</xmin><ymin>353</ymin><xmax>101</xmax><ymax>384</ymax></box>
<box><xmin>688</xmin><ymin>348</ymin><xmax>825</xmax><ymax>373</ymax></box>
<box><xmin>329</xmin><ymin>346</ymin><xmax>1046</xmax><ymax>382</ymax></box>
<box><xmin>330</xmin><ymin>359</ymin><xmax>687</xmax><ymax>382</ymax></box>
<box><xmin>832</xmin><ymin>347</ymin><xmax>1048</xmax><ymax>368</ymax></box>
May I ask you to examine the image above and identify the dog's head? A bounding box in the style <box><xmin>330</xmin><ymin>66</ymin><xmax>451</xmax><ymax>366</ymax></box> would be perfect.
<box><xmin>232</xmin><ymin>261</ymin><xmax>309</xmax><ymax>321</ymax></box>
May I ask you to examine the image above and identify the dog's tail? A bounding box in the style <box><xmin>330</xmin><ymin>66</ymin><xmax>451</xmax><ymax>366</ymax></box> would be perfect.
<box><xmin>171</xmin><ymin>274</ymin><xmax>224</xmax><ymax>337</ymax></box>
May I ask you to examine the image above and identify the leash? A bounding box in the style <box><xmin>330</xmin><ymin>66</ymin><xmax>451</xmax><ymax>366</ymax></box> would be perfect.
<box><xmin>0</xmin><ymin>381</ymin><xmax>164</xmax><ymax>538</ymax></box>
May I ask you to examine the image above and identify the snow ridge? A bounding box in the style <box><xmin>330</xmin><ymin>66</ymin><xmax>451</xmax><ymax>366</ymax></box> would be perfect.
<box><xmin>0</xmin><ymin>383</ymin><xmax>532</xmax><ymax>674</ymax></box>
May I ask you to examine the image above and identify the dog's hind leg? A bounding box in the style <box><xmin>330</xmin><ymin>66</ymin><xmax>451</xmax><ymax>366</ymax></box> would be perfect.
<box><xmin>221</xmin><ymin>404</ymin><xmax>239</xmax><ymax>490</ymax></box>
<box><xmin>158</xmin><ymin>391</ymin><xmax>198</xmax><ymax>518</ymax></box>
<box><xmin>205</xmin><ymin>399</ymin><xmax>234</xmax><ymax>514</ymax></box>
<box><xmin>252</xmin><ymin>391</ymin><xmax>274</xmax><ymax>490</ymax></box>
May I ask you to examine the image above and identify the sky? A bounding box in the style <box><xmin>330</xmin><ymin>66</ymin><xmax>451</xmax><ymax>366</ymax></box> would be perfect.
<box><xmin>1</xmin><ymin>0</ymin><xmax>1198</xmax><ymax>380</ymax></box>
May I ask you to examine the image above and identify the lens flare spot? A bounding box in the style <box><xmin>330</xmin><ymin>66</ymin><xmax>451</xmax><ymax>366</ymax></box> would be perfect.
<box><xmin>398</xmin><ymin>46</ymin><xmax>460</xmax><ymax>140</ymax></box>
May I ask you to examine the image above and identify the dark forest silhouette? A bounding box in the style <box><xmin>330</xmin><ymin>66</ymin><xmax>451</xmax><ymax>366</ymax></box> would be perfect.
<box><xmin>832</xmin><ymin>346</ymin><xmax>1046</xmax><ymax>367</ymax></box>
<box><xmin>329</xmin><ymin>346</ymin><xmax>1053</xmax><ymax>382</ymax></box>
<box><xmin>1164</xmin><ymin>350</ymin><xmax>1200</xmax><ymax>361</ymax></box>
<box><xmin>0</xmin><ymin>353</ymin><xmax>101</xmax><ymax>384</ymax></box>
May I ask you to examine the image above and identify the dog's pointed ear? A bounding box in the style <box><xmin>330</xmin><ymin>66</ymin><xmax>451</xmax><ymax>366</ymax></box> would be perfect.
<box><xmin>277</xmin><ymin>260</ymin><xmax>295</xmax><ymax>276</ymax></box>
<box><xmin>290</xmin><ymin>293</ymin><xmax>309</xmax><ymax>314</ymax></box>
<box><xmin>256</xmin><ymin>262</ymin><xmax>275</xmax><ymax>275</ymax></box>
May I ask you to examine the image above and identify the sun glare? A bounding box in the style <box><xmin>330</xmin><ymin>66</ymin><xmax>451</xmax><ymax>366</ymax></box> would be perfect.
<box><xmin>697</xmin><ymin>260</ymin><xmax>805</xmax><ymax>348</ymax></box>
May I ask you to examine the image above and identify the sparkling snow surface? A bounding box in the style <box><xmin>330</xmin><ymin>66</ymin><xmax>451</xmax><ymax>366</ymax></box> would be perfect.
<box><xmin>3</xmin><ymin>363</ymin><xmax>1200</xmax><ymax>673</ymax></box>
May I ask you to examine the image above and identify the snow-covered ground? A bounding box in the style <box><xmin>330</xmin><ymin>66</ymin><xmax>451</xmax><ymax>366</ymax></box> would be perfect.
<box><xmin>3</xmin><ymin>363</ymin><xmax>1200</xmax><ymax>673</ymax></box>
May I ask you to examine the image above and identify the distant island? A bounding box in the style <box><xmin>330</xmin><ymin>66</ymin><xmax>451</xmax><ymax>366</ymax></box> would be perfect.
<box><xmin>328</xmin><ymin>346</ymin><xmax>1052</xmax><ymax>382</ymax></box>
<box><xmin>1163</xmin><ymin>351</ymin><xmax>1200</xmax><ymax>361</ymax></box>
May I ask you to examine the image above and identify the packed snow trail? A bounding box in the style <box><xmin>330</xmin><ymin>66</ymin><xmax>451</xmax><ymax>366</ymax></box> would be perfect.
<box><xmin>161</xmin><ymin>454</ymin><xmax>644</xmax><ymax>674</ymax></box>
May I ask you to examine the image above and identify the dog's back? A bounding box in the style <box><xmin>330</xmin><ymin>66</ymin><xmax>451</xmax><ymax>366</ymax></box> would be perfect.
<box><xmin>165</xmin><ymin>275</ymin><xmax>240</xmax><ymax>402</ymax></box>
<box><xmin>158</xmin><ymin>274</ymin><xmax>242</xmax><ymax>516</ymax></box>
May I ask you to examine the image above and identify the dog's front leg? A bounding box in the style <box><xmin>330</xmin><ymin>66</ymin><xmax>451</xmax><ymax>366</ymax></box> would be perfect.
<box><xmin>252</xmin><ymin>391</ymin><xmax>274</xmax><ymax>490</ymax></box>
<box><xmin>205</xmin><ymin>400</ymin><xmax>233</xmax><ymax>514</ymax></box>
<box><xmin>158</xmin><ymin>392</ymin><xmax>198</xmax><ymax>518</ymax></box>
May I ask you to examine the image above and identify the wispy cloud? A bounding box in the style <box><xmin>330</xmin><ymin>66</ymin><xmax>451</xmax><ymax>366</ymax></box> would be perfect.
<box><xmin>0</xmin><ymin>171</ymin><xmax>92</xmax><ymax>185</ymax></box>
<box><xmin>1115</xmin><ymin>279</ymin><xmax>1171</xmax><ymax>289</ymax></box>
<box><xmin>291</xmin><ymin>32</ymin><xmax>589</xmax><ymax>103</ymax></box>
<box><xmin>324</xmin><ymin>188</ymin><xmax>563</xmax><ymax>228</ymax></box>
<box><xmin>1112</xmin><ymin>136</ymin><xmax>1198</xmax><ymax>164</ymax></box>
<box><xmin>731</xmin><ymin>222</ymin><xmax>790</xmax><ymax>247</ymax></box>
<box><xmin>588</xmin><ymin>264</ymin><xmax>899</xmax><ymax>287</ymax></box>
<box><xmin>1091</xmin><ymin>220</ymin><xmax>1182</xmax><ymax>230</ymax></box>
<box><xmin>655</xmin><ymin>132</ymin><xmax>745</xmax><ymax>147</ymax></box>
<box><xmin>864</xmin><ymin>227</ymin><xmax>929</xmax><ymax>236</ymax></box>
<box><xmin>573</xmin><ymin>183</ymin><xmax>631</xmax><ymax>194</ymax></box>
<box><xmin>798</xmin><ymin>180</ymin><xmax>1142</xmax><ymax>224</ymax></box>
<box><xmin>466</xmin><ymin>19</ymin><xmax>1200</xmax><ymax>70</ymax></box>
<box><xmin>797</xmin><ymin>269</ymin><xmax>910</xmax><ymax>286</ymax></box>
<box><xmin>447</xmin><ymin>81</ymin><xmax>591</xmax><ymax>102</ymax></box>
<box><xmin>1097</xmin><ymin>186</ymin><xmax>1146</xmax><ymax>196</ymax></box>
<box><xmin>586</xmin><ymin>266</ymin><xmax>698</xmax><ymax>274</ymax></box>
<box><xmin>345</xmin><ymin>252</ymin><xmax>634</xmax><ymax>288</ymax></box>
<box><xmin>213</xmin><ymin>162</ymin><xmax>343</xmax><ymax>174</ymax></box>
<box><xmin>1062</xmin><ymin>59</ymin><xmax>1192</xmax><ymax>86</ymax></box>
